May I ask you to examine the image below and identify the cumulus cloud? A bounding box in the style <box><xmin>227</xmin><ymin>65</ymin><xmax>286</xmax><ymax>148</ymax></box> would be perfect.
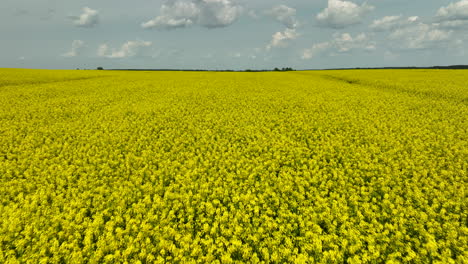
<box><xmin>142</xmin><ymin>0</ymin><xmax>243</xmax><ymax>29</ymax></box>
<box><xmin>334</xmin><ymin>33</ymin><xmax>376</xmax><ymax>52</ymax></box>
<box><xmin>388</xmin><ymin>23</ymin><xmax>453</xmax><ymax>50</ymax></box>
<box><xmin>62</xmin><ymin>40</ymin><xmax>85</xmax><ymax>57</ymax></box>
<box><xmin>69</xmin><ymin>7</ymin><xmax>99</xmax><ymax>28</ymax></box>
<box><xmin>98</xmin><ymin>40</ymin><xmax>153</xmax><ymax>58</ymax></box>
<box><xmin>370</xmin><ymin>15</ymin><xmax>401</xmax><ymax>30</ymax></box>
<box><xmin>433</xmin><ymin>0</ymin><xmax>468</xmax><ymax>30</ymax></box>
<box><xmin>141</xmin><ymin>1</ymin><xmax>199</xmax><ymax>29</ymax></box>
<box><xmin>316</xmin><ymin>0</ymin><xmax>374</xmax><ymax>29</ymax></box>
<box><xmin>370</xmin><ymin>15</ymin><xmax>419</xmax><ymax>31</ymax></box>
<box><xmin>198</xmin><ymin>0</ymin><xmax>243</xmax><ymax>28</ymax></box>
<box><xmin>97</xmin><ymin>44</ymin><xmax>109</xmax><ymax>57</ymax></box>
<box><xmin>436</xmin><ymin>0</ymin><xmax>468</xmax><ymax>21</ymax></box>
<box><xmin>264</xmin><ymin>5</ymin><xmax>300</xmax><ymax>51</ymax></box>
<box><xmin>370</xmin><ymin>10</ymin><xmax>461</xmax><ymax>51</ymax></box>
<box><xmin>302</xmin><ymin>42</ymin><xmax>331</xmax><ymax>59</ymax></box>
<box><xmin>266</xmin><ymin>28</ymin><xmax>299</xmax><ymax>50</ymax></box>
<box><xmin>436</xmin><ymin>19</ymin><xmax>468</xmax><ymax>29</ymax></box>
<box><xmin>266</xmin><ymin>5</ymin><xmax>298</xmax><ymax>29</ymax></box>
<box><xmin>302</xmin><ymin>33</ymin><xmax>375</xmax><ymax>59</ymax></box>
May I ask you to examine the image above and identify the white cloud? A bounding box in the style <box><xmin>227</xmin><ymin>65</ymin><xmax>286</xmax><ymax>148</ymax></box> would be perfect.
<box><xmin>302</xmin><ymin>42</ymin><xmax>331</xmax><ymax>59</ymax></box>
<box><xmin>316</xmin><ymin>0</ymin><xmax>374</xmax><ymax>29</ymax></box>
<box><xmin>408</xmin><ymin>16</ymin><xmax>419</xmax><ymax>23</ymax></box>
<box><xmin>98</xmin><ymin>40</ymin><xmax>153</xmax><ymax>58</ymax></box>
<box><xmin>266</xmin><ymin>5</ymin><xmax>298</xmax><ymax>29</ymax></box>
<box><xmin>266</xmin><ymin>28</ymin><xmax>299</xmax><ymax>50</ymax></box>
<box><xmin>97</xmin><ymin>44</ymin><xmax>109</xmax><ymax>57</ymax></box>
<box><xmin>198</xmin><ymin>0</ymin><xmax>243</xmax><ymax>28</ymax></box>
<box><xmin>302</xmin><ymin>33</ymin><xmax>375</xmax><ymax>59</ymax></box>
<box><xmin>389</xmin><ymin>23</ymin><xmax>453</xmax><ymax>50</ymax></box>
<box><xmin>142</xmin><ymin>0</ymin><xmax>243</xmax><ymax>29</ymax></box>
<box><xmin>264</xmin><ymin>5</ymin><xmax>300</xmax><ymax>52</ymax></box>
<box><xmin>334</xmin><ymin>33</ymin><xmax>376</xmax><ymax>52</ymax></box>
<box><xmin>370</xmin><ymin>10</ymin><xmax>462</xmax><ymax>51</ymax></box>
<box><xmin>370</xmin><ymin>15</ymin><xmax>419</xmax><ymax>31</ymax></box>
<box><xmin>434</xmin><ymin>0</ymin><xmax>468</xmax><ymax>30</ymax></box>
<box><xmin>436</xmin><ymin>19</ymin><xmax>468</xmax><ymax>29</ymax></box>
<box><xmin>436</xmin><ymin>0</ymin><xmax>468</xmax><ymax>21</ymax></box>
<box><xmin>142</xmin><ymin>1</ymin><xmax>199</xmax><ymax>29</ymax></box>
<box><xmin>62</xmin><ymin>40</ymin><xmax>85</xmax><ymax>57</ymax></box>
<box><xmin>371</xmin><ymin>15</ymin><xmax>402</xmax><ymax>31</ymax></box>
<box><xmin>69</xmin><ymin>7</ymin><xmax>99</xmax><ymax>28</ymax></box>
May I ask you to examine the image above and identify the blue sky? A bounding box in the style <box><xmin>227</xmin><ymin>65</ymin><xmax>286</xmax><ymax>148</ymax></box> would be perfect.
<box><xmin>1</xmin><ymin>0</ymin><xmax>467</xmax><ymax>70</ymax></box>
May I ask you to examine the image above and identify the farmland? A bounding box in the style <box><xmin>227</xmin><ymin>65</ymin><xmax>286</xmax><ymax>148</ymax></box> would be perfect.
<box><xmin>0</xmin><ymin>68</ymin><xmax>467</xmax><ymax>263</ymax></box>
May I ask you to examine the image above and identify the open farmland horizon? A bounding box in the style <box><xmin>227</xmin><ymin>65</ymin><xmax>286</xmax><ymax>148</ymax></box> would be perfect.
<box><xmin>0</xmin><ymin>69</ymin><xmax>467</xmax><ymax>263</ymax></box>
<box><xmin>5</xmin><ymin>64</ymin><xmax>468</xmax><ymax>72</ymax></box>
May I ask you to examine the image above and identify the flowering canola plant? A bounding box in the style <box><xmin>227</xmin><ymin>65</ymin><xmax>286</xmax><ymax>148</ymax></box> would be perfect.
<box><xmin>0</xmin><ymin>68</ymin><xmax>467</xmax><ymax>263</ymax></box>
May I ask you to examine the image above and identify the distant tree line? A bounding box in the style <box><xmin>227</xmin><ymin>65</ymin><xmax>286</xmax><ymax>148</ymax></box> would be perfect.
<box><xmin>93</xmin><ymin>67</ymin><xmax>296</xmax><ymax>72</ymax></box>
<box><xmin>273</xmin><ymin>67</ymin><xmax>294</xmax><ymax>72</ymax></box>
<box><xmin>88</xmin><ymin>65</ymin><xmax>468</xmax><ymax>71</ymax></box>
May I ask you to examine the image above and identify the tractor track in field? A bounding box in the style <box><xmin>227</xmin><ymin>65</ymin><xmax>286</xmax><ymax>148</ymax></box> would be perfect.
<box><xmin>319</xmin><ymin>74</ymin><xmax>468</xmax><ymax>106</ymax></box>
<box><xmin>0</xmin><ymin>76</ymin><xmax>112</xmax><ymax>89</ymax></box>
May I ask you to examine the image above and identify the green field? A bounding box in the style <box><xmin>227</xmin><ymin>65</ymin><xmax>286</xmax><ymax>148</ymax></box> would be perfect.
<box><xmin>0</xmin><ymin>69</ymin><xmax>467</xmax><ymax>263</ymax></box>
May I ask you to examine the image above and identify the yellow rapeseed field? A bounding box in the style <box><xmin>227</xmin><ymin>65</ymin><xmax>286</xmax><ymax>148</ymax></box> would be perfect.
<box><xmin>0</xmin><ymin>68</ymin><xmax>467</xmax><ymax>263</ymax></box>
